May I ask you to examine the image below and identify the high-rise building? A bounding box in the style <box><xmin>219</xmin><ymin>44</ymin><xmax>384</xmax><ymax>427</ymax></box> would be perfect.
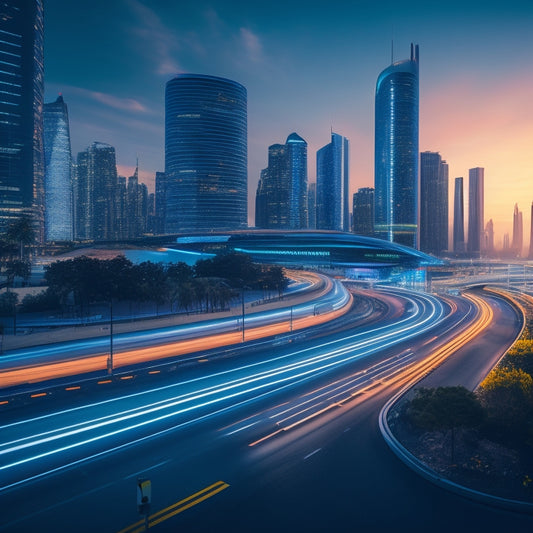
<box><xmin>307</xmin><ymin>182</ymin><xmax>316</xmax><ymax>230</ymax></box>
<box><xmin>43</xmin><ymin>95</ymin><xmax>73</xmax><ymax>241</ymax></box>
<box><xmin>255</xmin><ymin>133</ymin><xmax>308</xmax><ymax>230</ymax></box>
<box><xmin>453</xmin><ymin>177</ymin><xmax>465</xmax><ymax>254</ymax></box>
<box><xmin>165</xmin><ymin>74</ymin><xmax>247</xmax><ymax>233</ymax></box>
<box><xmin>74</xmin><ymin>142</ymin><xmax>118</xmax><ymax>241</ymax></box>
<box><xmin>420</xmin><ymin>152</ymin><xmax>448</xmax><ymax>256</ymax></box>
<box><xmin>316</xmin><ymin>132</ymin><xmax>349</xmax><ymax>231</ymax></box>
<box><xmin>374</xmin><ymin>43</ymin><xmax>419</xmax><ymax>248</ymax></box>
<box><xmin>352</xmin><ymin>188</ymin><xmax>374</xmax><ymax>236</ymax></box>
<box><xmin>0</xmin><ymin>0</ymin><xmax>45</xmax><ymax>242</ymax></box>
<box><xmin>154</xmin><ymin>171</ymin><xmax>166</xmax><ymax>235</ymax></box>
<box><xmin>467</xmin><ymin>167</ymin><xmax>484</xmax><ymax>256</ymax></box>
<box><xmin>485</xmin><ymin>219</ymin><xmax>494</xmax><ymax>255</ymax></box>
<box><xmin>529</xmin><ymin>203</ymin><xmax>533</xmax><ymax>260</ymax></box>
<box><xmin>512</xmin><ymin>203</ymin><xmax>523</xmax><ymax>257</ymax></box>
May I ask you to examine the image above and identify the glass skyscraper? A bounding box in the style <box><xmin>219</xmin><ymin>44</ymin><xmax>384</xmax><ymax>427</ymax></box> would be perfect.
<box><xmin>467</xmin><ymin>167</ymin><xmax>484</xmax><ymax>256</ymax></box>
<box><xmin>453</xmin><ymin>177</ymin><xmax>465</xmax><ymax>254</ymax></box>
<box><xmin>255</xmin><ymin>133</ymin><xmax>308</xmax><ymax>230</ymax></box>
<box><xmin>419</xmin><ymin>151</ymin><xmax>448</xmax><ymax>256</ymax></box>
<box><xmin>0</xmin><ymin>0</ymin><xmax>45</xmax><ymax>242</ymax></box>
<box><xmin>43</xmin><ymin>95</ymin><xmax>73</xmax><ymax>241</ymax></box>
<box><xmin>165</xmin><ymin>74</ymin><xmax>247</xmax><ymax>233</ymax></box>
<box><xmin>374</xmin><ymin>43</ymin><xmax>419</xmax><ymax>248</ymax></box>
<box><xmin>316</xmin><ymin>132</ymin><xmax>349</xmax><ymax>232</ymax></box>
<box><xmin>74</xmin><ymin>142</ymin><xmax>118</xmax><ymax>241</ymax></box>
<box><xmin>353</xmin><ymin>187</ymin><xmax>375</xmax><ymax>236</ymax></box>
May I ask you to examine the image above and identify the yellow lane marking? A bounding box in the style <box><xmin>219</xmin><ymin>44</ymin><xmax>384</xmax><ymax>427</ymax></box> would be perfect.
<box><xmin>117</xmin><ymin>480</ymin><xmax>229</xmax><ymax>533</ymax></box>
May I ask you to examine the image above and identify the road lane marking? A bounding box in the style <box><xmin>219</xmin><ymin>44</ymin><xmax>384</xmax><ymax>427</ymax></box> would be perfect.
<box><xmin>304</xmin><ymin>448</ymin><xmax>321</xmax><ymax>460</ymax></box>
<box><xmin>117</xmin><ymin>480</ymin><xmax>230</xmax><ymax>533</ymax></box>
<box><xmin>124</xmin><ymin>460</ymin><xmax>171</xmax><ymax>480</ymax></box>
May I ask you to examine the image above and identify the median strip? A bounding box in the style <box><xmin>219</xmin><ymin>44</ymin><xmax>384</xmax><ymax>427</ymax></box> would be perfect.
<box><xmin>117</xmin><ymin>480</ymin><xmax>229</xmax><ymax>533</ymax></box>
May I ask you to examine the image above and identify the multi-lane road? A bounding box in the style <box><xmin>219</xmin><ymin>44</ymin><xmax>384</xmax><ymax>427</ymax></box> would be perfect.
<box><xmin>0</xmin><ymin>283</ymin><xmax>531</xmax><ymax>532</ymax></box>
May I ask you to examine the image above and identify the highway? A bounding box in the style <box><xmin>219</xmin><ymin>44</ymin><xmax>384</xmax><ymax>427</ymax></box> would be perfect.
<box><xmin>0</xmin><ymin>286</ymin><xmax>530</xmax><ymax>531</ymax></box>
<box><xmin>0</xmin><ymin>275</ymin><xmax>351</xmax><ymax>388</ymax></box>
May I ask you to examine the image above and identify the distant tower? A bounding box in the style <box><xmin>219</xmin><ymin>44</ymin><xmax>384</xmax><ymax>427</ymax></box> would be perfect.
<box><xmin>529</xmin><ymin>203</ymin><xmax>533</xmax><ymax>259</ymax></box>
<box><xmin>374</xmin><ymin>43</ymin><xmax>419</xmax><ymax>248</ymax></box>
<box><xmin>307</xmin><ymin>182</ymin><xmax>317</xmax><ymax>230</ymax></box>
<box><xmin>467</xmin><ymin>167</ymin><xmax>484</xmax><ymax>256</ymax></box>
<box><xmin>165</xmin><ymin>74</ymin><xmax>247</xmax><ymax>233</ymax></box>
<box><xmin>352</xmin><ymin>188</ymin><xmax>374</xmax><ymax>236</ymax></box>
<box><xmin>316</xmin><ymin>132</ymin><xmax>349</xmax><ymax>231</ymax></box>
<box><xmin>453</xmin><ymin>177</ymin><xmax>465</xmax><ymax>254</ymax></box>
<box><xmin>154</xmin><ymin>172</ymin><xmax>166</xmax><ymax>235</ymax></box>
<box><xmin>503</xmin><ymin>233</ymin><xmax>510</xmax><ymax>251</ymax></box>
<box><xmin>485</xmin><ymin>219</ymin><xmax>494</xmax><ymax>255</ymax></box>
<box><xmin>512</xmin><ymin>203</ymin><xmax>523</xmax><ymax>257</ymax></box>
<box><xmin>43</xmin><ymin>95</ymin><xmax>73</xmax><ymax>241</ymax></box>
<box><xmin>420</xmin><ymin>152</ymin><xmax>448</xmax><ymax>256</ymax></box>
<box><xmin>255</xmin><ymin>133</ymin><xmax>308</xmax><ymax>229</ymax></box>
<box><xmin>0</xmin><ymin>0</ymin><xmax>45</xmax><ymax>242</ymax></box>
<box><xmin>74</xmin><ymin>142</ymin><xmax>118</xmax><ymax>241</ymax></box>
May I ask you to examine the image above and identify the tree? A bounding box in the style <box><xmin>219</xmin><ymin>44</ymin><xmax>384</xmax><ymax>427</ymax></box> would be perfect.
<box><xmin>6</xmin><ymin>215</ymin><xmax>34</xmax><ymax>260</ymax></box>
<box><xmin>407</xmin><ymin>386</ymin><xmax>485</xmax><ymax>462</ymax></box>
<box><xmin>478</xmin><ymin>367</ymin><xmax>533</xmax><ymax>441</ymax></box>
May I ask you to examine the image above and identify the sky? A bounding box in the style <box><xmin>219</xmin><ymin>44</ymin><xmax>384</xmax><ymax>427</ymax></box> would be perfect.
<box><xmin>44</xmin><ymin>0</ymin><xmax>533</xmax><ymax>250</ymax></box>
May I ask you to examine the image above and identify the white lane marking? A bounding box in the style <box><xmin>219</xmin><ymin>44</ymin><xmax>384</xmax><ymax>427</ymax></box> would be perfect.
<box><xmin>304</xmin><ymin>448</ymin><xmax>322</xmax><ymax>460</ymax></box>
<box><xmin>124</xmin><ymin>459</ymin><xmax>170</xmax><ymax>480</ymax></box>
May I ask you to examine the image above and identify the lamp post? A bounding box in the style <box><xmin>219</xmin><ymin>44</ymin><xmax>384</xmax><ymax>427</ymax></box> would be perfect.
<box><xmin>107</xmin><ymin>298</ymin><xmax>114</xmax><ymax>375</ymax></box>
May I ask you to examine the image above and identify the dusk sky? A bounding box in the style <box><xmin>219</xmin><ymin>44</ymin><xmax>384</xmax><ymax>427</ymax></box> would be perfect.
<box><xmin>44</xmin><ymin>0</ymin><xmax>533</xmax><ymax>249</ymax></box>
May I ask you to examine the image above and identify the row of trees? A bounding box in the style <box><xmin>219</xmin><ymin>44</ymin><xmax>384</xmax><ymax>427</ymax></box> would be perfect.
<box><xmin>0</xmin><ymin>216</ymin><xmax>34</xmax><ymax>290</ymax></box>
<box><xmin>15</xmin><ymin>252</ymin><xmax>287</xmax><ymax>317</ymax></box>
<box><xmin>405</xmin><ymin>338</ymin><xmax>533</xmax><ymax>461</ymax></box>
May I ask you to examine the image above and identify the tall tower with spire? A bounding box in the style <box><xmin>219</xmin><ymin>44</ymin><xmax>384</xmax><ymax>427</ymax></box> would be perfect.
<box><xmin>374</xmin><ymin>43</ymin><xmax>419</xmax><ymax>248</ymax></box>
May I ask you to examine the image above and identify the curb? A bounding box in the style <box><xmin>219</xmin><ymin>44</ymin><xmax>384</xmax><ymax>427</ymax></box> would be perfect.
<box><xmin>378</xmin><ymin>371</ymin><xmax>533</xmax><ymax>515</ymax></box>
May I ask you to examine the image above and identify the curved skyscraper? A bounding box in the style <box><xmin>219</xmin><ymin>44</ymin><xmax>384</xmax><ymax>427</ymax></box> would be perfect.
<box><xmin>44</xmin><ymin>95</ymin><xmax>73</xmax><ymax>241</ymax></box>
<box><xmin>165</xmin><ymin>74</ymin><xmax>247</xmax><ymax>233</ymax></box>
<box><xmin>374</xmin><ymin>43</ymin><xmax>419</xmax><ymax>248</ymax></box>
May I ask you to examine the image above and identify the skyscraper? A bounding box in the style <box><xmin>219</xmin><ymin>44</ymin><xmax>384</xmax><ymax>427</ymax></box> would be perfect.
<box><xmin>154</xmin><ymin>171</ymin><xmax>166</xmax><ymax>235</ymax></box>
<box><xmin>307</xmin><ymin>182</ymin><xmax>316</xmax><ymax>230</ymax></box>
<box><xmin>374</xmin><ymin>43</ymin><xmax>419</xmax><ymax>248</ymax></box>
<box><xmin>467</xmin><ymin>167</ymin><xmax>484</xmax><ymax>256</ymax></box>
<box><xmin>512</xmin><ymin>203</ymin><xmax>523</xmax><ymax>257</ymax></box>
<box><xmin>453</xmin><ymin>177</ymin><xmax>465</xmax><ymax>254</ymax></box>
<box><xmin>485</xmin><ymin>219</ymin><xmax>494</xmax><ymax>255</ymax></box>
<box><xmin>420</xmin><ymin>151</ymin><xmax>448</xmax><ymax>256</ymax></box>
<box><xmin>165</xmin><ymin>74</ymin><xmax>247</xmax><ymax>233</ymax></box>
<box><xmin>74</xmin><ymin>142</ymin><xmax>118</xmax><ymax>241</ymax></box>
<box><xmin>0</xmin><ymin>0</ymin><xmax>45</xmax><ymax>242</ymax></box>
<box><xmin>43</xmin><ymin>95</ymin><xmax>73</xmax><ymax>241</ymax></box>
<box><xmin>352</xmin><ymin>187</ymin><xmax>374</xmax><ymax>236</ymax></box>
<box><xmin>287</xmin><ymin>133</ymin><xmax>308</xmax><ymax>229</ymax></box>
<box><xmin>316</xmin><ymin>132</ymin><xmax>349</xmax><ymax>231</ymax></box>
<box><xmin>529</xmin><ymin>203</ymin><xmax>533</xmax><ymax>260</ymax></box>
<box><xmin>255</xmin><ymin>133</ymin><xmax>308</xmax><ymax>230</ymax></box>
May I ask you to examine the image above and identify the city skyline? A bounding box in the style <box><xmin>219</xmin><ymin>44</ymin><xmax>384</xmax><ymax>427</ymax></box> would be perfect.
<box><xmin>43</xmin><ymin>0</ymin><xmax>533</xmax><ymax>246</ymax></box>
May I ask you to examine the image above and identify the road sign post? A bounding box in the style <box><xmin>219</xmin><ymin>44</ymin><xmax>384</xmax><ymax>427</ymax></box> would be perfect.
<box><xmin>137</xmin><ymin>477</ymin><xmax>151</xmax><ymax>531</ymax></box>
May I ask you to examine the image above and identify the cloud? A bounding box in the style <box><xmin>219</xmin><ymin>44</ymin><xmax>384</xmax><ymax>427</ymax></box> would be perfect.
<box><xmin>240</xmin><ymin>28</ymin><xmax>263</xmax><ymax>63</ymax></box>
<box><xmin>126</xmin><ymin>0</ymin><xmax>181</xmax><ymax>76</ymax></box>
<box><xmin>89</xmin><ymin>91</ymin><xmax>148</xmax><ymax>112</ymax></box>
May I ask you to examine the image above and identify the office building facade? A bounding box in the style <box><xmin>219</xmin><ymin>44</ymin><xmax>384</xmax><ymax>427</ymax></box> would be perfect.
<box><xmin>0</xmin><ymin>0</ymin><xmax>45</xmax><ymax>241</ymax></box>
<box><xmin>467</xmin><ymin>167</ymin><xmax>484</xmax><ymax>256</ymax></box>
<box><xmin>352</xmin><ymin>187</ymin><xmax>374</xmax><ymax>236</ymax></box>
<box><xmin>512</xmin><ymin>203</ymin><xmax>523</xmax><ymax>257</ymax></box>
<box><xmin>453</xmin><ymin>177</ymin><xmax>465</xmax><ymax>253</ymax></box>
<box><xmin>165</xmin><ymin>74</ymin><xmax>247</xmax><ymax>233</ymax></box>
<box><xmin>74</xmin><ymin>142</ymin><xmax>118</xmax><ymax>241</ymax></box>
<box><xmin>316</xmin><ymin>132</ymin><xmax>349</xmax><ymax>231</ymax></box>
<box><xmin>374</xmin><ymin>44</ymin><xmax>419</xmax><ymax>248</ymax></box>
<box><xmin>419</xmin><ymin>151</ymin><xmax>448</xmax><ymax>256</ymax></box>
<box><xmin>43</xmin><ymin>95</ymin><xmax>73</xmax><ymax>241</ymax></box>
<box><xmin>255</xmin><ymin>133</ymin><xmax>308</xmax><ymax>230</ymax></box>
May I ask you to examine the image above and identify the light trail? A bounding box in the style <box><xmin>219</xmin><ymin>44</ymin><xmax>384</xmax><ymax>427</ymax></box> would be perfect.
<box><xmin>0</xmin><ymin>288</ymin><xmax>449</xmax><ymax>492</ymax></box>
